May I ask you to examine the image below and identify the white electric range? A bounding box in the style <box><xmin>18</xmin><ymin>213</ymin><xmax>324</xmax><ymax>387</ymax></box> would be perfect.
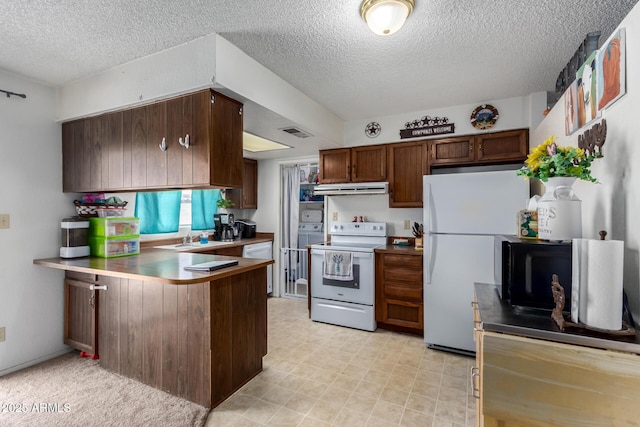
<box><xmin>310</xmin><ymin>221</ymin><xmax>387</xmax><ymax>331</ymax></box>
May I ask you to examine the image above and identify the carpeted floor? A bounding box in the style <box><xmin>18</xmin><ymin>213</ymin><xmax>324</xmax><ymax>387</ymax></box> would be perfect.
<box><xmin>0</xmin><ymin>351</ymin><xmax>209</xmax><ymax>427</ymax></box>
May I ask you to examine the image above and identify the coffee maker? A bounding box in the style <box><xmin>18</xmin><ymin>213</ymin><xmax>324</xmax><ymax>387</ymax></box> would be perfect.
<box><xmin>214</xmin><ymin>213</ymin><xmax>235</xmax><ymax>242</ymax></box>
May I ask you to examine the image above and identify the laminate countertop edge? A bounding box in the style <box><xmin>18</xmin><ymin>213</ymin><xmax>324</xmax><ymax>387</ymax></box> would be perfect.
<box><xmin>34</xmin><ymin>251</ymin><xmax>274</xmax><ymax>285</ymax></box>
<box><xmin>474</xmin><ymin>282</ymin><xmax>640</xmax><ymax>355</ymax></box>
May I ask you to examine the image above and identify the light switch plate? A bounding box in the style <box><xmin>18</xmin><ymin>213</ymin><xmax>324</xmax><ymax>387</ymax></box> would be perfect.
<box><xmin>0</xmin><ymin>327</ymin><xmax>5</xmax><ymax>342</ymax></box>
<box><xmin>404</xmin><ymin>220</ymin><xmax>410</xmax><ymax>230</ymax></box>
<box><xmin>0</xmin><ymin>214</ymin><xmax>9</xmax><ymax>229</ymax></box>
<box><xmin>332</xmin><ymin>212</ymin><xmax>338</xmax><ymax>221</ymax></box>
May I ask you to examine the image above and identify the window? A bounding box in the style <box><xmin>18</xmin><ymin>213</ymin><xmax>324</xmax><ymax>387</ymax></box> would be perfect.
<box><xmin>179</xmin><ymin>190</ymin><xmax>192</xmax><ymax>227</ymax></box>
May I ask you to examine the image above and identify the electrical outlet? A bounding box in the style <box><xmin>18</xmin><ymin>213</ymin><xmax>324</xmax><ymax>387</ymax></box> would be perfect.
<box><xmin>404</xmin><ymin>220</ymin><xmax>410</xmax><ymax>230</ymax></box>
<box><xmin>332</xmin><ymin>212</ymin><xmax>338</xmax><ymax>221</ymax></box>
<box><xmin>0</xmin><ymin>327</ymin><xmax>5</xmax><ymax>342</ymax></box>
<box><xmin>0</xmin><ymin>214</ymin><xmax>9</xmax><ymax>229</ymax></box>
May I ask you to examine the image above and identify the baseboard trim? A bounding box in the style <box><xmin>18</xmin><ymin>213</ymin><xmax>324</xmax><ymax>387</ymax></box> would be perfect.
<box><xmin>0</xmin><ymin>348</ymin><xmax>75</xmax><ymax>377</ymax></box>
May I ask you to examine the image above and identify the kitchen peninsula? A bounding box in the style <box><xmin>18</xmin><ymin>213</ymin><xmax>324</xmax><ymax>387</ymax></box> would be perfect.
<box><xmin>34</xmin><ymin>249</ymin><xmax>273</xmax><ymax>408</ymax></box>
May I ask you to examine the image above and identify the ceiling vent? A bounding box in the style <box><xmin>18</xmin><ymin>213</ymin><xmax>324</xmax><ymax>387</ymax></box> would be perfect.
<box><xmin>280</xmin><ymin>127</ymin><xmax>313</xmax><ymax>138</ymax></box>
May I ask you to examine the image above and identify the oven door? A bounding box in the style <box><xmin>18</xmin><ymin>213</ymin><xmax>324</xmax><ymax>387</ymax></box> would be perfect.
<box><xmin>310</xmin><ymin>249</ymin><xmax>374</xmax><ymax>305</ymax></box>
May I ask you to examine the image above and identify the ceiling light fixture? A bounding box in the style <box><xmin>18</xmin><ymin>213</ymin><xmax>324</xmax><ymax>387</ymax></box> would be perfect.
<box><xmin>360</xmin><ymin>0</ymin><xmax>414</xmax><ymax>36</ymax></box>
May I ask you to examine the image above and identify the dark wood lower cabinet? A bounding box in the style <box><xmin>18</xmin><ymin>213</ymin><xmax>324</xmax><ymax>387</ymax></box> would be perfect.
<box><xmin>64</xmin><ymin>272</ymin><xmax>99</xmax><ymax>357</ymax></box>
<box><xmin>64</xmin><ymin>267</ymin><xmax>267</xmax><ymax>408</ymax></box>
<box><xmin>375</xmin><ymin>250</ymin><xmax>424</xmax><ymax>335</ymax></box>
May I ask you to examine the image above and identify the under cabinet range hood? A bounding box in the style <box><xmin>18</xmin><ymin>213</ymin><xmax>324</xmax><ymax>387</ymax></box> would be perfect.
<box><xmin>313</xmin><ymin>182</ymin><xmax>389</xmax><ymax>196</ymax></box>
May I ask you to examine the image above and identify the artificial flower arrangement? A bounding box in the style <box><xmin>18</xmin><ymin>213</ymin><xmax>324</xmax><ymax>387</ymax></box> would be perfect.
<box><xmin>516</xmin><ymin>135</ymin><xmax>598</xmax><ymax>182</ymax></box>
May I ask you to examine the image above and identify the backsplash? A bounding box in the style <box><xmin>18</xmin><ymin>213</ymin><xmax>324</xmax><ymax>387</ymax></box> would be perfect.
<box><xmin>326</xmin><ymin>194</ymin><xmax>422</xmax><ymax>237</ymax></box>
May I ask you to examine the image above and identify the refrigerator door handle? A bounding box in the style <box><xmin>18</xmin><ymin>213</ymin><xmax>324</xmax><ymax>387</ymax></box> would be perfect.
<box><xmin>424</xmin><ymin>182</ymin><xmax>432</xmax><ymax>233</ymax></box>
<box><xmin>425</xmin><ymin>233</ymin><xmax>436</xmax><ymax>285</ymax></box>
<box><xmin>424</xmin><ymin>180</ymin><xmax>434</xmax><ymax>285</ymax></box>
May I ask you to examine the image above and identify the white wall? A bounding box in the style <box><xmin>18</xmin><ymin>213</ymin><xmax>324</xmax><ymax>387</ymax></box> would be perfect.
<box><xmin>344</xmin><ymin>93</ymin><xmax>547</xmax><ymax>146</ymax></box>
<box><xmin>321</xmin><ymin>93</ymin><xmax>546</xmax><ymax>236</ymax></box>
<box><xmin>0</xmin><ymin>70</ymin><xmax>75</xmax><ymax>374</ymax></box>
<box><xmin>57</xmin><ymin>34</ymin><xmax>343</xmax><ymax>148</ymax></box>
<box><xmin>531</xmin><ymin>2</ymin><xmax>640</xmax><ymax>317</ymax></box>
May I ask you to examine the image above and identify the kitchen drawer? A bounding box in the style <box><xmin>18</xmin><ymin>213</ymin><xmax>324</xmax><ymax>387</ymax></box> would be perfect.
<box><xmin>382</xmin><ymin>253</ymin><xmax>422</xmax><ymax>269</ymax></box>
<box><xmin>384</xmin><ymin>282</ymin><xmax>422</xmax><ymax>300</ymax></box>
<box><xmin>383</xmin><ymin>266</ymin><xmax>422</xmax><ymax>283</ymax></box>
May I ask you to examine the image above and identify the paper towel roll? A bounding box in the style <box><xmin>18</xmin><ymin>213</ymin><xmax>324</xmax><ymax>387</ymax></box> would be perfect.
<box><xmin>571</xmin><ymin>238</ymin><xmax>624</xmax><ymax>330</ymax></box>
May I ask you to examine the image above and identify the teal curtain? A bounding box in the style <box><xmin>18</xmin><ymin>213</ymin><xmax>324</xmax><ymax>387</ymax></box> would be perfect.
<box><xmin>134</xmin><ymin>191</ymin><xmax>182</xmax><ymax>234</ymax></box>
<box><xmin>191</xmin><ymin>189</ymin><xmax>222</xmax><ymax>230</ymax></box>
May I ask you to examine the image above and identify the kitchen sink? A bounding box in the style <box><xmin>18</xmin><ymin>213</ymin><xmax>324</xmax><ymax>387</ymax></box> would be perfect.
<box><xmin>153</xmin><ymin>241</ymin><xmax>233</xmax><ymax>251</ymax></box>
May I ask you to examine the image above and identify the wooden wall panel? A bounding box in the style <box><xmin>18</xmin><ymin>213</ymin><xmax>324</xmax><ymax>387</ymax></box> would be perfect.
<box><xmin>142</xmin><ymin>280</ymin><xmax>163</xmax><ymax>388</ymax></box>
<box><xmin>98</xmin><ymin>276</ymin><xmax>121</xmax><ymax>373</ymax></box>
<box><xmin>210</xmin><ymin>278</ymin><xmax>232</xmax><ymax>407</ymax></box>
<box><xmin>96</xmin><ymin>268</ymin><xmax>265</xmax><ymax>409</ymax></box>
<box><xmin>125</xmin><ymin>279</ymin><xmax>144</xmax><ymax>381</ymax></box>
<box><xmin>176</xmin><ymin>286</ymin><xmax>189</xmax><ymax>398</ymax></box>
<box><xmin>186</xmin><ymin>282</ymin><xmax>206</xmax><ymax>405</ymax></box>
<box><xmin>161</xmin><ymin>284</ymin><xmax>179</xmax><ymax>394</ymax></box>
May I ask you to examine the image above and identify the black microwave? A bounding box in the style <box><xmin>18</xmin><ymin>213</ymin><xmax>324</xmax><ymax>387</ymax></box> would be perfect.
<box><xmin>495</xmin><ymin>235</ymin><xmax>572</xmax><ymax>311</ymax></box>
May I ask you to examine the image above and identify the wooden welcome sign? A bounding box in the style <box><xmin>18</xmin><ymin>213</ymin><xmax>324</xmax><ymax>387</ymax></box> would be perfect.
<box><xmin>399</xmin><ymin>116</ymin><xmax>454</xmax><ymax>139</ymax></box>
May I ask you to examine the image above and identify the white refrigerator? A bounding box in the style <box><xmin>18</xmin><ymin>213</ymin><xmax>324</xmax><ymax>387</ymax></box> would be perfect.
<box><xmin>423</xmin><ymin>170</ymin><xmax>529</xmax><ymax>354</ymax></box>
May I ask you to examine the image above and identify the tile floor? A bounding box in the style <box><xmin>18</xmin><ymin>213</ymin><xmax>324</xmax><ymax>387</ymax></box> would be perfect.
<box><xmin>206</xmin><ymin>297</ymin><xmax>476</xmax><ymax>427</ymax></box>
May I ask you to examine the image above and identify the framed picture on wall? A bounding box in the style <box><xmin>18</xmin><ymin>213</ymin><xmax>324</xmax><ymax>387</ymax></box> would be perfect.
<box><xmin>597</xmin><ymin>28</ymin><xmax>626</xmax><ymax>111</ymax></box>
<box><xmin>576</xmin><ymin>50</ymin><xmax>599</xmax><ymax>128</ymax></box>
<box><xmin>564</xmin><ymin>80</ymin><xmax>579</xmax><ymax>135</ymax></box>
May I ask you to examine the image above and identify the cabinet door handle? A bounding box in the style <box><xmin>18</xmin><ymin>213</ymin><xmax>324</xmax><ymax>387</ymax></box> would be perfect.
<box><xmin>469</xmin><ymin>143</ymin><xmax>473</xmax><ymax>152</ymax></box>
<box><xmin>471</xmin><ymin>366</ymin><xmax>480</xmax><ymax>399</ymax></box>
<box><xmin>159</xmin><ymin>137</ymin><xmax>167</xmax><ymax>152</ymax></box>
<box><xmin>89</xmin><ymin>294</ymin><xmax>95</xmax><ymax>308</ymax></box>
<box><xmin>352</xmin><ymin>164</ymin><xmax>357</xmax><ymax>177</ymax></box>
<box><xmin>179</xmin><ymin>134</ymin><xmax>190</xmax><ymax>149</ymax></box>
<box><xmin>478</xmin><ymin>142</ymin><xmax>483</xmax><ymax>152</ymax></box>
<box><xmin>89</xmin><ymin>285</ymin><xmax>108</xmax><ymax>291</ymax></box>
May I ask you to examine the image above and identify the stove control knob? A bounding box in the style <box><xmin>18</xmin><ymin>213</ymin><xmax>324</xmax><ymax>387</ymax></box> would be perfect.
<box><xmin>372</xmin><ymin>225</ymin><xmax>377</xmax><ymax>230</ymax></box>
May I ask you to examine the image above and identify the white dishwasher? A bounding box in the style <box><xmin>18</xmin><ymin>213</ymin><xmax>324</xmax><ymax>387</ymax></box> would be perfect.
<box><xmin>242</xmin><ymin>241</ymin><xmax>273</xmax><ymax>294</ymax></box>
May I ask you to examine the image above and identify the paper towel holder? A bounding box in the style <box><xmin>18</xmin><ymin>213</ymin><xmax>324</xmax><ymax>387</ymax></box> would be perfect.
<box><xmin>551</xmin><ymin>272</ymin><xmax>636</xmax><ymax>336</ymax></box>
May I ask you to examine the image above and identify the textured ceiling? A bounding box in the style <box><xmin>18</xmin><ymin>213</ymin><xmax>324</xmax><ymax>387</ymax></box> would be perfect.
<box><xmin>1</xmin><ymin>0</ymin><xmax>637</xmax><ymax>156</ymax></box>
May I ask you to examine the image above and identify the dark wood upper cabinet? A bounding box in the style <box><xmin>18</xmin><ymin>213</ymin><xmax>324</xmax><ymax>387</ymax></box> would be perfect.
<box><xmin>429</xmin><ymin>129</ymin><xmax>528</xmax><ymax>167</ymax></box>
<box><xmin>387</xmin><ymin>141</ymin><xmax>428</xmax><ymax>208</ymax></box>
<box><xmin>351</xmin><ymin>145</ymin><xmax>387</xmax><ymax>182</ymax></box>
<box><xmin>430</xmin><ymin>135</ymin><xmax>475</xmax><ymax>165</ymax></box>
<box><xmin>319</xmin><ymin>145</ymin><xmax>386</xmax><ymax>183</ymax></box>
<box><xmin>319</xmin><ymin>148</ymin><xmax>351</xmax><ymax>183</ymax></box>
<box><xmin>166</xmin><ymin>95</ymin><xmax>193</xmax><ymax>186</ymax></box>
<box><xmin>474</xmin><ymin>129</ymin><xmax>529</xmax><ymax>163</ymax></box>
<box><xmin>205</xmin><ymin>91</ymin><xmax>243</xmax><ymax>188</ymax></box>
<box><xmin>61</xmin><ymin>89</ymin><xmax>243</xmax><ymax>193</ymax></box>
<box><xmin>228</xmin><ymin>158</ymin><xmax>258</xmax><ymax>209</ymax></box>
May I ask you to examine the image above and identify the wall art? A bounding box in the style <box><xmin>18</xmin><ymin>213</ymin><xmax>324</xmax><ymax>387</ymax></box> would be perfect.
<box><xmin>564</xmin><ymin>80</ymin><xmax>579</xmax><ymax>135</ymax></box>
<box><xmin>576</xmin><ymin>50</ymin><xmax>599</xmax><ymax>128</ymax></box>
<box><xmin>470</xmin><ymin>104</ymin><xmax>499</xmax><ymax>130</ymax></box>
<box><xmin>365</xmin><ymin>122</ymin><xmax>381</xmax><ymax>138</ymax></box>
<box><xmin>399</xmin><ymin>116</ymin><xmax>454</xmax><ymax>139</ymax></box>
<box><xmin>597</xmin><ymin>28</ymin><xmax>626</xmax><ymax>111</ymax></box>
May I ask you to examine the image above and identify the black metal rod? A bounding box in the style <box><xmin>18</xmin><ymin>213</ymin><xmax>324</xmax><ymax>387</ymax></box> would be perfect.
<box><xmin>0</xmin><ymin>89</ymin><xmax>27</xmax><ymax>99</ymax></box>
